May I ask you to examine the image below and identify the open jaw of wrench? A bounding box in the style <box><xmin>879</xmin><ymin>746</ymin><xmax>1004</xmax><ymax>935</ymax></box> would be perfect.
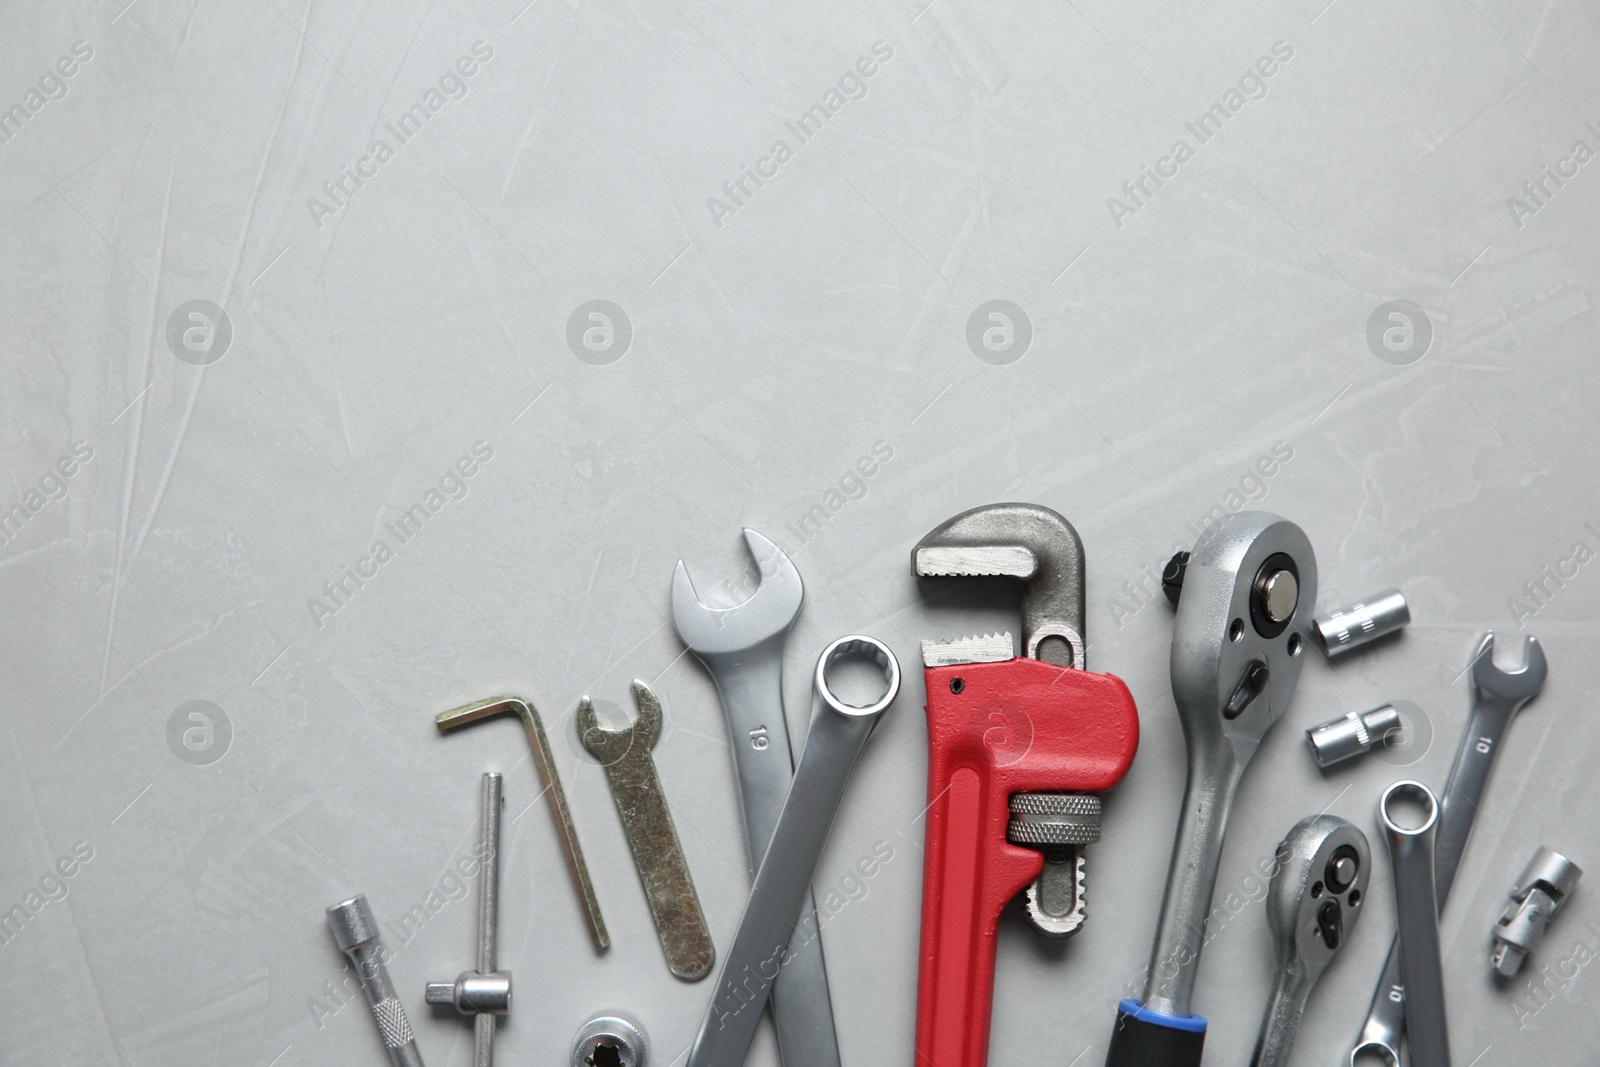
<box><xmin>1108</xmin><ymin>512</ymin><xmax>1317</xmax><ymax>1067</ymax></box>
<box><xmin>435</xmin><ymin>695</ymin><xmax>609</xmax><ymax>951</ymax></box>
<box><xmin>687</xmin><ymin>635</ymin><xmax>899</xmax><ymax>1067</ymax></box>
<box><xmin>578</xmin><ymin>680</ymin><xmax>715</xmax><ymax>981</ymax></box>
<box><xmin>427</xmin><ymin>773</ymin><xmax>511</xmax><ymax>1067</ymax></box>
<box><xmin>1379</xmin><ymin>782</ymin><xmax>1451</xmax><ymax>1067</ymax></box>
<box><xmin>672</xmin><ymin>529</ymin><xmax>841</xmax><ymax>1067</ymax></box>
<box><xmin>1249</xmin><ymin>815</ymin><xmax>1369</xmax><ymax>1067</ymax></box>
<box><xmin>1348</xmin><ymin>632</ymin><xmax>1547</xmax><ymax>1066</ymax></box>
<box><xmin>910</xmin><ymin>503</ymin><xmax>1139</xmax><ymax>1067</ymax></box>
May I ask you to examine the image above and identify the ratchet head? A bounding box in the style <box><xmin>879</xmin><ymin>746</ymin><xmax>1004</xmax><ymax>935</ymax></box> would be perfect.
<box><xmin>912</xmin><ymin>502</ymin><xmax>1086</xmax><ymax>668</ymax></box>
<box><xmin>1470</xmin><ymin>632</ymin><xmax>1548</xmax><ymax>703</ymax></box>
<box><xmin>671</xmin><ymin>529</ymin><xmax>803</xmax><ymax>655</ymax></box>
<box><xmin>1170</xmin><ymin>512</ymin><xmax>1317</xmax><ymax>764</ymax></box>
<box><xmin>1267</xmin><ymin>815</ymin><xmax>1370</xmax><ymax>983</ymax></box>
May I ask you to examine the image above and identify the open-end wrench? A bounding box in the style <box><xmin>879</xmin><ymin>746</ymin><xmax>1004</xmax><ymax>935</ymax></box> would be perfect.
<box><xmin>1108</xmin><ymin>512</ymin><xmax>1317</xmax><ymax>1067</ymax></box>
<box><xmin>912</xmin><ymin>503</ymin><xmax>1140</xmax><ymax>1067</ymax></box>
<box><xmin>1348</xmin><ymin>632</ymin><xmax>1547</xmax><ymax>1065</ymax></box>
<box><xmin>578</xmin><ymin>680</ymin><xmax>716</xmax><ymax>981</ymax></box>
<box><xmin>1378</xmin><ymin>781</ymin><xmax>1450</xmax><ymax>1067</ymax></box>
<box><xmin>1250</xmin><ymin>815</ymin><xmax>1370</xmax><ymax>1067</ymax></box>
<box><xmin>687</xmin><ymin>636</ymin><xmax>900</xmax><ymax>1067</ymax></box>
<box><xmin>671</xmin><ymin>529</ymin><xmax>840</xmax><ymax>1067</ymax></box>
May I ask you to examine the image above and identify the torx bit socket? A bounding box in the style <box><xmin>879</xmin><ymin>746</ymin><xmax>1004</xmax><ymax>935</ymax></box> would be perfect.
<box><xmin>327</xmin><ymin>894</ymin><xmax>426</xmax><ymax>1067</ymax></box>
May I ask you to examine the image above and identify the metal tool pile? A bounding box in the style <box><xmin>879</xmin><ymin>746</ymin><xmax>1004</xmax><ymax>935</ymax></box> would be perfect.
<box><xmin>321</xmin><ymin>506</ymin><xmax>1574</xmax><ymax>1067</ymax></box>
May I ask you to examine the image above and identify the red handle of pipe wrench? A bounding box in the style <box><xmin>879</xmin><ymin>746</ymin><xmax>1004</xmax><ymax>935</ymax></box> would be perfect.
<box><xmin>913</xmin><ymin>657</ymin><xmax>1139</xmax><ymax>1067</ymax></box>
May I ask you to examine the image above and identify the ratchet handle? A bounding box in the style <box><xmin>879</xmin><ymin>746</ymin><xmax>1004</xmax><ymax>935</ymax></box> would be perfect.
<box><xmin>1105</xmin><ymin>1000</ymin><xmax>1206</xmax><ymax>1067</ymax></box>
<box><xmin>914</xmin><ymin>657</ymin><xmax>1138</xmax><ymax>1067</ymax></box>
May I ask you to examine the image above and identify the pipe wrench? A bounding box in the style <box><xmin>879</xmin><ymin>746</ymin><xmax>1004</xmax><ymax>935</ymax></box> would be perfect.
<box><xmin>1107</xmin><ymin>512</ymin><xmax>1317</xmax><ymax>1067</ymax></box>
<box><xmin>912</xmin><ymin>503</ymin><xmax>1140</xmax><ymax>1067</ymax></box>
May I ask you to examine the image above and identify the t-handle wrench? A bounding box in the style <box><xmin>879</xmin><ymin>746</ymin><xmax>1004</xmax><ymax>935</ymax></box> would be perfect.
<box><xmin>427</xmin><ymin>772</ymin><xmax>511</xmax><ymax>1067</ymax></box>
<box><xmin>672</xmin><ymin>529</ymin><xmax>841</xmax><ymax>1067</ymax></box>
<box><xmin>1108</xmin><ymin>512</ymin><xmax>1317</xmax><ymax>1067</ymax></box>
<box><xmin>1348</xmin><ymin>632</ymin><xmax>1546</xmax><ymax>1065</ymax></box>
<box><xmin>1250</xmin><ymin>815</ymin><xmax>1370</xmax><ymax>1067</ymax></box>
<box><xmin>912</xmin><ymin>503</ymin><xmax>1140</xmax><ymax>1067</ymax></box>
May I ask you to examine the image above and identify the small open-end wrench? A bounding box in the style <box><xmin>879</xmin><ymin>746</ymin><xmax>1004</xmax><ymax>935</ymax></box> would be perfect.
<box><xmin>426</xmin><ymin>772</ymin><xmax>511</xmax><ymax>1067</ymax></box>
<box><xmin>1108</xmin><ymin>512</ymin><xmax>1317</xmax><ymax>1067</ymax></box>
<box><xmin>1379</xmin><ymin>782</ymin><xmax>1450</xmax><ymax>1067</ymax></box>
<box><xmin>672</xmin><ymin>529</ymin><xmax>841</xmax><ymax>1067</ymax></box>
<box><xmin>686</xmin><ymin>635</ymin><xmax>900</xmax><ymax>1067</ymax></box>
<box><xmin>1348</xmin><ymin>632</ymin><xmax>1547</xmax><ymax>1065</ymax></box>
<box><xmin>578</xmin><ymin>680</ymin><xmax>715</xmax><ymax>981</ymax></box>
<box><xmin>912</xmin><ymin>503</ymin><xmax>1139</xmax><ymax>1067</ymax></box>
<box><xmin>1249</xmin><ymin>815</ymin><xmax>1370</xmax><ymax>1067</ymax></box>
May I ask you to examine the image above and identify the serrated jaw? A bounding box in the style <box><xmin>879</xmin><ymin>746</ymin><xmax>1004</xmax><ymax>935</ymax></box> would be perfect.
<box><xmin>921</xmin><ymin>631</ymin><xmax>1014</xmax><ymax>667</ymax></box>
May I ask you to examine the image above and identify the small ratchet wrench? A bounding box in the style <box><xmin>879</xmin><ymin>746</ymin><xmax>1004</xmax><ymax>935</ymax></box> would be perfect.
<box><xmin>911</xmin><ymin>503</ymin><xmax>1139</xmax><ymax>1067</ymax></box>
<box><xmin>1107</xmin><ymin>512</ymin><xmax>1317</xmax><ymax>1067</ymax></box>
<box><xmin>672</xmin><ymin>530</ymin><xmax>841</xmax><ymax>1067</ymax></box>
<box><xmin>1348</xmin><ymin>632</ymin><xmax>1546</xmax><ymax>1065</ymax></box>
<box><xmin>686</xmin><ymin>636</ymin><xmax>900</xmax><ymax>1067</ymax></box>
<box><xmin>1249</xmin><ymin>815</ymin><xmax>1370</xmax><ymax>1067</ymax></box>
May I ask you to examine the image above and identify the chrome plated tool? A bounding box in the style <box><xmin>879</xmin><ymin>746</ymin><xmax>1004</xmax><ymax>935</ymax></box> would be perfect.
<box><xmin>578</xmin><ymin>680</ymin><xmax>714</xmax><ymax>981</ymax></box>
<box><xmin>326</xmin><ymin>895</ymin><xmax>426</xmax><ymax>1067</ymax></box>
<box><xmin>1491</xmin><ymin>847</ymin><xmax>1581</xmax><ymax>977</ymax></box>
<box><xmin>572</xmin><ymin>1012</ymin><xmax>649</xmax><ymax>1067</ymax></box>
<box><xmin>672</xmin><ymin>529</ymin><xmax>840</xmax><ymax>1067</ymax></box>
<box><xmin>1307</xmin><ymin>704</ymin><xmax>1403</xmax><ymax>768</ymax></box>
<box><xmin>1311</xmin><ymin>588</ymin><xmax>1409</xmax><ymax>657</ymax></box>
<box><xmin>1108</xmin><ymin>512</ymin><xmax>1318</xmax><ymax>1067</ymax></box>
<box><xmin>1348</xmin><ymin>632</ymin><xmax>1547</xmax><ymax>1065</ymax></box>
<box><xmin>1379</xmin><ymin>781</ymin><xmax>1450</xmax><ymax>1067</ymax></box>
<box><xmin>1249</xmin><ymin>815</ymin><xmax>1369</xmax><ymax>1067</ymax></box>
<box><xmin>426</xmin><ymin>772</ymin><xmax>511</xmax><ymax>1067</ymax></box>
<box><xmin>687</xmin><ymin>635</ymin><xmax>899</xmax><ymax>1067</ymax></box>
<box><xmin>436</xmin><ymin>695</ymin><xmax>608</xmax><ymax>950</ymax></box>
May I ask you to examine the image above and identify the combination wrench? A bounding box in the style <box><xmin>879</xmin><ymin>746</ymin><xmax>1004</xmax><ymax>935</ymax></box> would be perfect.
<box><xmin>911</xmin><ymin>503</ymin><xmax>1139</xmax><ymax>1067</ymax></box>
<box><xmin>578</xmin><ymin>680</ymin><xmax>716</xmax><ymax>981</ymax></box>
<box><xmin>1378</xmin><ymin>781</ymin><xmax>1450</xmax><ymax>1067</ymax></box>
<box><xmin>1108</xmin><ymin>512</ymin><xmax>1318</xmax><ymax>1067</ymax></box>
<box><xmin>686</xmin><ymin>635</ymin><xmax>900</xmax><ymax>1067</ymax></box>
<box><xmin>672</xmin><ymin>529</ymin><xmax>840</xmax><ymax>1067</ymax></box>
<box><xmin>1249</xmin><ymin>815</ymin><xmax>1370</xmax><ymax>1067</ymax></box>
<box><xmin>1348</xmin><ymin>632</ymin><xmax>1547</xmax><ymax>1065</ymax></box>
